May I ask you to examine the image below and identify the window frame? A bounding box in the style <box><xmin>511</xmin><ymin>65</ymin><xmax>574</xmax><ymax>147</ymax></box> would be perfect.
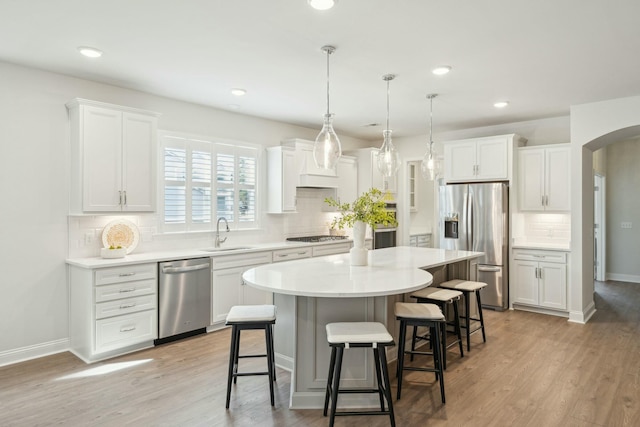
<box><xmin>158</xmin><ymin>131</ymin><xmax>261</xmax><ymax>233</ymax></box>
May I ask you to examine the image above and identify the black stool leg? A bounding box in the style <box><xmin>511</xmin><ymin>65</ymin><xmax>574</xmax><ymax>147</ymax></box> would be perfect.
<box><xmin>432</xmin><ymin>323</ymin><xmax>445</xmax><ymax>404</ymax></box>
<box><xmin>225</xmin><ymin>325</ymin><xmax>239</xmax><ymax>409</ymax></box>
<box><xmin>410</xmin><ymin>325</ymin><xmax>418</xmax><ymax>362</ymax></box>
<box><xmin>329</xmin><ymin>346</ymin><xmax>344</xmax><ymax>427</ymax></box>
<box><xmin>233</xmin><ymin>327</ymin><xmax>241</xmax><ymax>384</ymax></box>
<box><xmin>378</xmin><ymin>346</ymin><xmax>396</xmax><ymax>427</ymax></box>
<box><xmin>464</xmin><ymin>291</ymin><xmax>471</xmax><ymax>351</ymax></box>
<box><xmin>396</xmin><ymin>320</ymin><xmax>407</xmax><ymax>400</ymax></box>
<box><xmin>323</xmin><ymin>346</ymin><xmax>337</xmax><ymax>416</ymax></box>
<box><xmin>476</xmin><ymin>290</ymin><xmax>487</xmax><ymax>343</ymax></box>
<box><xmin>373</xmin><ymin>347</ymin><xmax>386</xmax><ymax>411</ymax></box>
<box><xmin>264</xmin><ymin>324</ymin><xmax>275</xmax><ymax>406</ymax></box>
<box><xmin>453</xmin><ymin>299</ymin><xmax>464</xmax><ymax>358</ymax></box>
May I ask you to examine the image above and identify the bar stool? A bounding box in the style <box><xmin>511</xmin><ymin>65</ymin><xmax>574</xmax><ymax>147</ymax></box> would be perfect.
<box><xmin>395</xmin><ymin>302</ymin><xmax>446</xmax><ymax>403</ymax></box>
<box><xmin>225</xmin><ymin>305</ymin><xmax>277</xmax><ymax>409</ymax></box>
<box><xmin>410</xmin><ymin>287</ymin><xmax>464</xmax><ymax>369</ymax></box>
<box><xmin>323</xmin><ymin>322</ymin><xmax>396</xmax><ymax>427</ymax></box>
<box><xmin>438</xmin><ymin>279</ymin><xmax>487</xmax><ymax>351</ymax></box>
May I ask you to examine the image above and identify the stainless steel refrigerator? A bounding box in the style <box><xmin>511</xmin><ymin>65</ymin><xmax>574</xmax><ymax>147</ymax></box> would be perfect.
<box><xmin>439</xmin><ymin>182</ymin><xmax>509</xmax><ymax>310</ymax></box>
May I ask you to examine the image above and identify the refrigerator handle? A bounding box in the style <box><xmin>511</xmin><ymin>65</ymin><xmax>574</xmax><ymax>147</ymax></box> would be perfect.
<box><xmin>467</xmin><ymin>190</ymin><xmax>473</xmax><ymax>250</ymax></box>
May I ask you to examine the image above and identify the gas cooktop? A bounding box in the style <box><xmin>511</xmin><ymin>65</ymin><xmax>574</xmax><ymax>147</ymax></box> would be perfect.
<box><xmin>286</xmin><ymin>235</ymin><xmax>349</xmax><ymax>243</ymax></box>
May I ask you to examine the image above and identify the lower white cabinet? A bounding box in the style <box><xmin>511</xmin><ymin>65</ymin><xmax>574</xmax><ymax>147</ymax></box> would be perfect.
<box><xmin>512</xmin><ymin>249</ymin><xmax>567</xmax><ymax>311</ymax></box>
<box><xmin>210</xmin><ymin>251</ymin><xmax>273</xmax><ymax>327</ymax></box>
<box><xmin>409</xmin><ymin>233</ymin><xmax>431</xmax><ymax>248</ymax></box>
<box><xmin>311</xmin><ymin>242</ymin><xmax>352</xmax><ymax>257</ymax></box>
<box><xmin>69</xmin><ymin>262</ymin><xmax>158</xmax><ymax>363</ymax></box>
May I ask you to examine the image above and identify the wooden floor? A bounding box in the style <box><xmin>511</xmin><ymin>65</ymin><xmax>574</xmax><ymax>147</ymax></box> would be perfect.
<box><xmin>1</xmin><ymin>280</ymin><xmax>639</xmax><ymax>427</ymax></box>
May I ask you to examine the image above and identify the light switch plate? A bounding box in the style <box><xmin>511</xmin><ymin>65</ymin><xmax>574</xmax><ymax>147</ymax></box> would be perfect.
<box><xmin>621</xmin><ymin>222</ymin><xmax>632</xmax><ymax>229</ymax></box>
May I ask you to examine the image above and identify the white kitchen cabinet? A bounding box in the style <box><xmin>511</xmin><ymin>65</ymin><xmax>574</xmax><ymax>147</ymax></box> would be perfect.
<box><xmin>210</xmin><ymin>251</ymin><xmax>273</xmax><ymax>327</ymax></box>
<box><xmin>272</xmin><ymin>246</ymin><xmax>312</xmax><ymax>262</ymax></box>
<box><xmin>346</xmin><ymin>148</ymin><xmax>397</xmax><ymax>198</ymax></box>
<box><xmin>69</xmin><ymin>262</ymin><xmax>158</xmax><ymax>363</ymax></box>
<box><xmin>266</xmin><ymin>146</ymin><xmax>298</xmax><ymax>213</ymax></box>
<box><xmin>311</xmin><ymin>241</ymin><xmax>352</xmax><ymax>257</ymax></box>
<box><xmin>408</xmin><ymin>162</ymin><xmax>418</xmax><ymax>212</ymax></box>
<box><xmin>444</xmin><ymin>134</ymin><xmax>523</xmax><ymax>183</ymax></box>
<box><xmin>67</xmin><ymin>99</ymin><xmax>159</xmax><ymax>213</ymax></box>
<box><xmin>336</xmin><ymin>156</ymin><xmax>358</xmax><ymax>204</ymax></box>
<box><xmin>409</xmin><ymin>233</ymin><xmax>431</xmax><ymax>248</ymax></box>
<box><xmin>512</xmin><ymin>249</ymin><xmax>567</xmax><ymax>311</ymax></box>
<box><xmin>518</xmin><ymin>144</ymin><xmax>570</xmax><ymax>211</ymax></box>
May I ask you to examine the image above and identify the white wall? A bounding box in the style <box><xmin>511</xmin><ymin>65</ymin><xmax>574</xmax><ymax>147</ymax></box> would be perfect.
<box><xmin>605</xmin><ymin>138</ymin><xmax>640</xmax><ymax>282</ymax></box>
<box><xmin>0</xmin><ymin>60</ymin><xmax>368</xmax><ymax>365</ymax></box>
<box><xmin>570</xmin><ymin>95</ymin><xmax>640</xmax><ymax>324</ymax></box>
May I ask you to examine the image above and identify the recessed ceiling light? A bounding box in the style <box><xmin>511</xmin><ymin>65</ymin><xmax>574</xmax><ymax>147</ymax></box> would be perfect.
<box><xmin>231</xmin><ymin>88</ymin><xmax>246</xmax><ymax>96</ymax></box>
<box><xmin>431</xmin><ymin>65</ymin><xmax>452</xmax><ymax>76</ymax></box>
<box><xmin>77</xmin><ymin>46</ymin><xmax>103</xmax><ymax>58</ymax></box>
<box><xmin>308</xmin><ymin>0</ymin><xmax>336</xmax><ymax>11</ymax></box>
<box><xmin>494</xmin><ymin>101</ymin><xmax>509</xmax><ymax>108</ymax></box>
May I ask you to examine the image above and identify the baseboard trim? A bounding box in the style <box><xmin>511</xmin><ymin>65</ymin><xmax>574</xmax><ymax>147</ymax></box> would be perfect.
<box><xmin>605</xmin><ymin>273</ymin><xmax>640</xmax><ymax>284</ymax></box>
<box><xmin>0</xmin><ymin>338</ymin><xmax>69</xmax><ymax>367</ymax></box>
<box><xmin>568</xmin><ymin>301</ymin><xmax>596</xmax><ymax>324</ymax></box>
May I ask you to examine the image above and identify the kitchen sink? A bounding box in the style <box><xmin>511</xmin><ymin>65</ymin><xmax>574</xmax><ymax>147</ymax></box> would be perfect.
<box><xmin>200</xmin><ymin>246</ymin><xmax>254</xmax><ymax>252</ymax></box>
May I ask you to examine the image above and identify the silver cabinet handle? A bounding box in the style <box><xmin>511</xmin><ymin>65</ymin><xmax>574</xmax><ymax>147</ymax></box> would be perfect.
<box><xmin>119</xmin><ymin>303</ymin><xmax>136</xmax><ymax>309</ymax></box>
<box><xmin>298</xmin><ymin>251</ymin><xmax>308</xmax><ymax>255</ymax></box>
<box><xmin>119</xmin><ymin>288</ymin><xmax>136</xmax><ymax>293</ymax></box>
<box><xmin>119</xmin><ymin>190</ymin><xmax>123</xmax><ymax>206</ymax></box>
<box><xmin>162</xmin><ymin>263</ymin><xmax>210</xmax><ymax>274</ymax></box>
<box><xmin>119</xmin><ymin>272</ymin><xmax>136</xmax><ymax>277</ymax></box>
<box><xmin>277</xmin><ymin>254</ymin><xmax>289</xmax><ymax>258</ymax></box>
<box><xmin>123</xmin><ymin>190</ymin><xmax>127</xmax><ymax>206</ymax></box>
<box><xmin>120</xmin><ymin>325</ymin><xmax>136</xmax><ymax>332</ymax></box>
<box><xmin>478</xmin><ymin>266</ymin><xmax>500</xmax><ymax>272</ymax></box>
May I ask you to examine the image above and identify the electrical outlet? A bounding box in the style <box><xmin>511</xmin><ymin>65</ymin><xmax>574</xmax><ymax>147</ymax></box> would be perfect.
<box><xmin>621</xmin><ymin>222</ymin><xmax>633</xmax><ymax>229</ymax></box>
<box><xmin>84</xmin><ymin>232</ymin><xmax>95</xmax><ymax>245</ymax></box>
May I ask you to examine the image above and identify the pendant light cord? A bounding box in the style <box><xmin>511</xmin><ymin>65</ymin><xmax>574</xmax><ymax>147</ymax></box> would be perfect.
<box><xmin>386</xmin><ymin>78</ymin><xmax>390</xmax><ymax>130</ymax></box>
<box><xmin>429</xmin><ymin>95</ymin><xmax>433</xmax><ymax>154</ymax></box>
<box><xmin>326</xmin><ymin>48</ymin><xmax>331</xmax><ymax>115</ymax></box>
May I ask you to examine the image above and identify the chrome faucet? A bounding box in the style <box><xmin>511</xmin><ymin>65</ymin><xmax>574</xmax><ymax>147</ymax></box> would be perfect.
<box><xmin>215</xmin><ymin>217</ymin><xmax>230</xmax><ymax>248</ymax></box>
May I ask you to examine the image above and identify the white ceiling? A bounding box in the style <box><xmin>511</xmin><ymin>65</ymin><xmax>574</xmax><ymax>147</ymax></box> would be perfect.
<box><xmin>2</xmin><ymin>0</ymin><xmax>640</xmax><ymax>141</ymax></box>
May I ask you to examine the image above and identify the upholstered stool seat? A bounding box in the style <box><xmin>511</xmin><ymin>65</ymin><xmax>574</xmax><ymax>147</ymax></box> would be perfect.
<box><xmin>438</xmin><ymin>279</ymin><xmax>488</xmax><ymax>351</ymax></box>
<box><xmin>394</xmin><ymin>302</ymin><xmax>446</xmax><ymax>403</ymax></box>
<box><xmin>324</xmin><ymin>322</ymin><xmax>396</xmax><ymax>427</ymax></box>
<box><xmin>225</xmin><ymin>305</ymin><xmax>277</xmax><ymax>409</ymax></box>
<box><xmin>410</xmin><ymin>287</ymin><xmax>464</xmax><ymax>369</ymax></box>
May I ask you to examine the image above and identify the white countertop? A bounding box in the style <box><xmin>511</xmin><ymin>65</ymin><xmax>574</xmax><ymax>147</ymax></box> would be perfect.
<box><xmin>512</xmin><ymin>241</ymin><xmax>570</xmax><ymax>251</ymax></box>
<box><xmin>66</xmin><ymin>240</ymin><xmax>351</xmax><ymax>268</ymax></box>
<box><xmin>242</xmin><ymin>247</ymin><xmax>483</xmax><ymax>298</ymax></box>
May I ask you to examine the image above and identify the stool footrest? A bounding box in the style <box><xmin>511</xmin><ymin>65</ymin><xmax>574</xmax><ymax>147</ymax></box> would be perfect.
<box><xmin>233</xmin><ymin>371</ymin><xmax>269</xmax><ymax>377</ymax></box>
<box><xmin>238</xmin><ymin>353</ymin><xmax>267</xmax><ymax>359</ymax></box>
<box><xmin>331</xmin><ymin>388</ymin><xmax>384</xmax><ymax>394</ymax></box>
<box><xmin>334</xmin><ymin>410</ymin><xmax>392</xmax><ymax>417</ymax></box>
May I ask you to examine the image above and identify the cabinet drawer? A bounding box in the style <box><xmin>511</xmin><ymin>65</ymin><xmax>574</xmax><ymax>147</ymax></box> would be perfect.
<box><xmin>211</xmin><ymin>251</ymin><xmax>273</xmax><ymax>270</ymax></box>
<box><xmin>95</xmin><ymin>310</ymin><xmax>157</xmax><ymax>353</ymax></box>
<box><xmin>95</xmin><ymin>278</ymin><xmax>157</xmax><ymax>302</ymax></box>
<box><xmin>513</xmin><ymin>250</ymin><xmax>567</xmax><ymax>264</ymax></box>
<box><xmin>95</xmin><ymin>294</ymin><xmax>157</xmax><ymax>319</ymax></box>
<box><xmin>312</xmin><ymin>242</ymin><xmax>352</xmax><ymax>257</ymax></box>
<box><xmin>95</xmin><ymin>263</ymin><xmax>157</xmax><ymax>285</ymax></box>
<box><xmin>273</xmin><ymin>247</ymin><xmax>312</xmax><ymax>262</ymax></box>
<box><xmin>417</xmin><ymin>235</ymin><xmax>430</xmax><ymax>244</ymax></box>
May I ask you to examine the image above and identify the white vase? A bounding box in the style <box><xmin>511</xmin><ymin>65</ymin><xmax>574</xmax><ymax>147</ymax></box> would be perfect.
<box><xmin>350</xmin><ymin>220</ymin><xmax>368</xmax><ymax>266</ymax></box>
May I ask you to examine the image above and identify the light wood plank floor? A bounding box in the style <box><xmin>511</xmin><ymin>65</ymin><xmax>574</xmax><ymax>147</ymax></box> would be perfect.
<box><xmin>1</xmin><ymin>280</ymin><xmax>638</xmax><ymax>426</ymax></box>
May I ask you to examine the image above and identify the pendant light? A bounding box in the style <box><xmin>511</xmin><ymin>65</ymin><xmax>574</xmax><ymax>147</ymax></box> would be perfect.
<box><xmin>313</xmin><ymin>45</ymin><xmax>342</xmax><ymax>170</ymax></box>
<box><xmin>421</xmin><ymin>93</ymin><xmax>438</xmax><ymax>181</ymax></box>
<box><xmin>377</xmin><ymin>74</ymin><xmax>400</xmax><ymax>177</ymax></box>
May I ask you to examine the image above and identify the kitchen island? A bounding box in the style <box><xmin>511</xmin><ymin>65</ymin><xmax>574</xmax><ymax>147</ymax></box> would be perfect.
<box><xmin>242</xmin><ymin>246</ymin><xmax>483</xmax><ymax>409</ymax></box>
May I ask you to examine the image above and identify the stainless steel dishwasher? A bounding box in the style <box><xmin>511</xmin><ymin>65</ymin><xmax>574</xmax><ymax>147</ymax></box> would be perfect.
<box><xmin>156</xmin><ymin>258</ymin><xmax>211</xmax><ymax>344</ymax></box>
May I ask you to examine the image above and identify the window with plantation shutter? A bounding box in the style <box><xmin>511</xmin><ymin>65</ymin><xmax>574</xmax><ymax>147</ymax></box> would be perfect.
<box><xmin>159</xmin><ymin>132</ymin><xmax>259</xmax><ymax>232</ymax></box>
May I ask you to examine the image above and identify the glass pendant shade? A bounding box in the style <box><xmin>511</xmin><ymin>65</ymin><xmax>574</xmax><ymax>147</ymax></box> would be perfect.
<box><xmin>377</xmin><ymin>74</ymin><xmax>400</xmax><ymax>177</ymax></box>
<box><xmin>378</xmin><ymin>129</ymin><xmax>400</xmax><ymax>177</ymax></box>
<box><xmin>314</xmin><ymin>113</ymin><xmax>341</xmax><ymax>169</ymax></box>
<box><xmin>421</xmin><ymin>93</ymin><xmax>438</xmax><ymax>181</ymax></box>
<box><xmin>313</xmin><ymin>45</ymin><xmax>341</xmax><ymax>170</ymax></box>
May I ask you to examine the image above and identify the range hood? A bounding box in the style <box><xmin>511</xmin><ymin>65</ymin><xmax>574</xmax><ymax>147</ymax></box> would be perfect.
<box><xmin>297</xmin><ymin>173</ymin><xmax>339</xmax><ymax>189</ymax></box>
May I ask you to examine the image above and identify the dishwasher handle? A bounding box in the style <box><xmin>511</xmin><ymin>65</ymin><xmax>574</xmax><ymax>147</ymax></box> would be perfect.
<box><xmin>162</xmin><ymin>263</ymin><xmax>210</xmax><ymax>274</ymax></box>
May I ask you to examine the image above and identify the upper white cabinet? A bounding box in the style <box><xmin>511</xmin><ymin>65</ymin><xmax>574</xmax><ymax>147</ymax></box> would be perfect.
<box><xmin>336</xmin><ymin>156</ymin><xmax>358</xmax><ymax>204</ymax></box>
<box><xmin>67</xmin><ymin>99</ymin><xmax>159</xmax><ymax>214</ymax></box>
<box><xmin>346</xmin><ymin>147</ymin><xmax>397</xmax><ymax>198</ymax></box>
<box><xmin>267</xmin><ymin>146</ymin><xmax>298</xmax><ymax>213</ymax></box>
<box><xmin>518</xmin><ymin>144</ymin><xmax>570</xmax><ymax>211</ymax></box>
<box><xmin>444</xmin><ymin>134</ymin><xmax>524</xmax><ymax>183</ymax></box>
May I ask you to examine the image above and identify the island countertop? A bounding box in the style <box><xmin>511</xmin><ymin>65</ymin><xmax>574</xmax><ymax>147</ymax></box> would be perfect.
<box><xmin>242</xmin><ymin>246</ymin><xmax>484</xmax><ymax>298</ymax></box>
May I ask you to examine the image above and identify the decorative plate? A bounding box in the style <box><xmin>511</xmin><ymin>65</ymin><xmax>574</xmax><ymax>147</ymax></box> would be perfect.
<box><xmin>101</xmin><ymin>219</ymin><xmax>140</xmax><ymax>254</ymax></box>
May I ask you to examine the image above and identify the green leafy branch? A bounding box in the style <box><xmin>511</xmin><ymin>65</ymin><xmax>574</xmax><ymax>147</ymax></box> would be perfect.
<box><xmin>325</xmin><ymin>188</ymin><xmax>398</xmax><ymax>230</ymax></box>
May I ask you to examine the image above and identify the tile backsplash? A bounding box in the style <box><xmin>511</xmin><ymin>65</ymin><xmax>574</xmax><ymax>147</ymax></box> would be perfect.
<box><xmin>512</xmin><ymin>212</ymin><xmax>571</xmax><ymax>245</ymax></box>
<box><xmin>68</xmin><ymin>187</ymin><xmax>341</xmax><ymax>258</ymax></box>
